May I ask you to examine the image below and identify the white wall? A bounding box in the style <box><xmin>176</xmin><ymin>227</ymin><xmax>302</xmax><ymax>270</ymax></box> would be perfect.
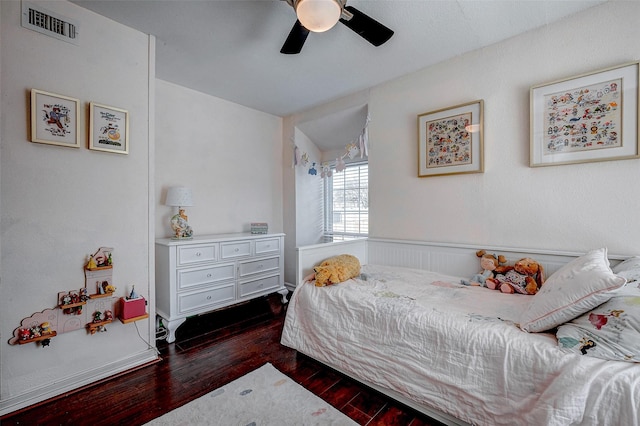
<box><xmin>368</xmin><ymin>0</ymin><xmax>640</xmax><ymax>255</ymax></box>
<box><xmin>294</xmin><ymin>128</ymin><xmax>324</xmax><ymax>247</ymax></box>
<box><xmin>0</xmin><ymin>0</ymin><xmax>156</xmax><ymax>414</ymax></box>
<box><xmin>289</xmin><ymin>1</ymin><xmax>640</xmax><ymax>257</ymax></box>
<box><xmin>155</xmin><ymin>80</ymin><xmax>283</xmax><ymax>238</ymax></box>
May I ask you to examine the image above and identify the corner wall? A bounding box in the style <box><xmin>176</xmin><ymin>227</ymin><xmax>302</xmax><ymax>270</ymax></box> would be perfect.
<box><xmin>154</xmin><ymin>80</ymin><xmax>283</xmax><ymax>239</ymax></box>
<box><xmin>294</xmin><ymin>128</ymin><xmax>324</xmax><ymax>247</ymax></box>
<box><xmin>282</xmin><ymin>90</ymin><xmax>369</xmax><ymax>285</ymax></box>
<box><xmin>0</xmin><ymin>0</ymin><xmax>156</xmax><ymax>414</ymax></box>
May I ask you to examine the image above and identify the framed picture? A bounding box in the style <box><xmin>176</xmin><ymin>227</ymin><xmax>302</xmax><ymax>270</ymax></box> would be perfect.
<box><xmin>530</xmin><ymin>61</ymin><xmax>639</xmax><ymax>167</ymax></box>
<box><xmin>418</xmin><ymin>100</ymin><xmax>484</xmax><ymax>177</ymax></box>
<box><xmin>30</xmin><ymin>89</ymin><xmax>80</xmax><ymax>148</ymax></box>
<box><xmin>89</xmin><ymin>102</ymin><xmax>129</xmax><ymax>154</ymax></box>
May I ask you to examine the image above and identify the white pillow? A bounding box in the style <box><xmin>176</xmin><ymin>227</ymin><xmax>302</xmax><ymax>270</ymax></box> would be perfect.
<box><xmin>557</xmin><ymin>294</ymin><xmax>640</xmax><ymax>362</ymax></box>
<box><xmin>520</xmin><ymin>248</ymin><xmax>626</xmax><ymax>332</ymax></box>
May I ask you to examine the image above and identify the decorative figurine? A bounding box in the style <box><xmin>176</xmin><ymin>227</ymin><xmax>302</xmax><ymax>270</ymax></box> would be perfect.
<box><xmin>80</xmin><ymin>288</ymin><xmax>89</xmax><ymax>302</ymax></box>
<box><xmin>104</xmin><ymin>310</ymin><xmax>113</xmax><ymax>321</ymax></box>
<box><xmin>170</xmin><ymin>208</ymin><xmax>193</xmax><ymax>239</ymax></box>
<box><xmin>86</xmin><ymin>255</ymin><xmax>97</xmax><ymax>270</ymax></box>
<box><xmin>19</xmin><ymin>328</ymin><xmax>31</xmax><ymax>340</ymax></box>
<box><xmin>91</xmin><ymin>247</ymin><xmax>114</xmax><ymax>267</ymax></box>
<box><xmin>93</xmin><ymin>311</ymin><xmax>103</xmax><ymax>323</ymax></box>
<box><xmin>30</xmin><ymin>325</ymin><xmax>42</xmax><ymax>338</ymax></box>
<box><xmin>40</xmin><ymin>322</ymin><xmax>52</xmax><ymax>334</ymax></box>
<box><xmin>128</xmin><ymin>285</ymin><xmax>138</xmax><ymax>300</ymax></box>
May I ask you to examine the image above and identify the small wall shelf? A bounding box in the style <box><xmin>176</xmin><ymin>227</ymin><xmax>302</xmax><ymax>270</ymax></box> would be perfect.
<box><xmin>17</xmin><ymin>331</ymin><xmax>57</xmax><ymax>345</ymax></box>
<box><xmin>8</xmin><ymin>247</ymin><xmax>148</xmax><ymax>348</ymax></box>
<box><xmin>86</xmin><ymin>320</ymin><xmax>113</xmax><ymax>334</ymax></box>
<box><xmin>59</xmin><ymin>301</ymin><xmax>86</xmax><ymax>310</ymax></box>
<box><xmin>89</xmin><ymin>292</ymin><xmax>115</xmax><ymax>299</ymax></box>
<box><xmin>86</xmin><ymin>265</ymin><xmax>113</xmax><ymax>271</ymax></box>
<box><xmin>119</xmin><ymin>313</ymin><xmax>149</xmax><ymax>324</ymax></box>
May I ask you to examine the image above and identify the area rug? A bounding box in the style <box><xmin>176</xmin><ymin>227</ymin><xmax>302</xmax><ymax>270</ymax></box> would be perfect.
<box><xmin>145</xmin><ymin>363</ymin><xmax>358</xmax><ymax>425</ymax></box>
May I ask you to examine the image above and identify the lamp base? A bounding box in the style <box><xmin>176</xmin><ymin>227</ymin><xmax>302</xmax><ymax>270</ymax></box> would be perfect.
<box><xmin>170</xmin><ymin>210</ymin><xmax>194</xmax><ymax>240</ymax></box>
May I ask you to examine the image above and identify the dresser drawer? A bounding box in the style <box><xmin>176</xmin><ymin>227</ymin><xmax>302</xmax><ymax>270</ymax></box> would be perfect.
<box><xmin>255</xmin><ymin>238</ymin><xmax>280</xmax><ymax>255</ymax></box>
<box><xmin>221</xmin><ymin>241</ymin><xmax>251</xmax><ymax>259</ymax></box>
<box><xmin>238</xmin><ymin>274</ymin><xmax>280</xmax><ymax>298</ymax></box>
<box><xmin>178</xmin><ymin>284</ymin><xmax>235</xmax><ymax>314</ymax></box>
<box><xmin>178</xmin><ymin>263</ymin><xmax>235</xmax><ymax>291</ymax></box>
<box><xmin>178</xmin><ymin>244</ymin><xmax>217</xmax><ymax>265</ymax></box>
<box><xmin>238</xmin><ymin>256</ymin><xmax>280</xmax><ymax>278</ymax></box>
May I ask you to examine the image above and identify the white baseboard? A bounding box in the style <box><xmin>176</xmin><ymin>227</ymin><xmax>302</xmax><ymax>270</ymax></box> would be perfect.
<box><xmin>0</xmin><ymin>348</ymin><xmax>159</xmax><ymax>416</ymax></box>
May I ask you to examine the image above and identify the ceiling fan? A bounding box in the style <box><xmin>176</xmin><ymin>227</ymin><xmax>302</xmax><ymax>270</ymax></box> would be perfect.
<box><xmin>281</xmin><ymin>0</ymin><xmax>394</xmax><ymax>54</ymax></box>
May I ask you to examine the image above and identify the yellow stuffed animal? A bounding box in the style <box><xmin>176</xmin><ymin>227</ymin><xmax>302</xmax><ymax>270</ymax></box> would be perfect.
<box><xmin>305</xmin><ymin>254</ymin><xmax>361</xmax><ymax>287</ymax></box>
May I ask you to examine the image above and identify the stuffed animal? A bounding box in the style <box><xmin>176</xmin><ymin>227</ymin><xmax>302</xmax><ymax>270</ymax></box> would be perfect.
<box><xmin>486</xmin><ymin>257</ymin><xmax>545</xmax><ymax>295</ymax></box>
<box><xmin>303</xmin><ymin>254</ymin><xmax>361</xmax><ymax>287</ymax></box>
<box><xmin>461</xmin><ymin>250</ymin><xmax>507</xmax><ymax>287</ymax></box>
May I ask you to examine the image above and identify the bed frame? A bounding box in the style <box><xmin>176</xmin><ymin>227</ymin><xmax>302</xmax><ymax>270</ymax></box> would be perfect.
<box><xmin>295</xmin><ymin>238</ymin><xmax>629</xmax><ymax>425</ymax></box>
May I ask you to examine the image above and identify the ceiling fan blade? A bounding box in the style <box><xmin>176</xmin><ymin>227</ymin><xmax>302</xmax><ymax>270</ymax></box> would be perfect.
<box><xmin>280</xmin><ymin>20</ymin><xmax>310</xmax><ymax>54</ymax></box>
<box><xmin>339</xmin><ymin>5</ymin><xmax>393</xmax><ymax>47</ymax></box>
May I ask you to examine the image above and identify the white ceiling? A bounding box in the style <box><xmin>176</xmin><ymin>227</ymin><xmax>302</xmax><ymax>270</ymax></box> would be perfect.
<box><xmin>70</xmin><ymin>0</ymin><xmax>605</xmax><ymax>149</ymax></box>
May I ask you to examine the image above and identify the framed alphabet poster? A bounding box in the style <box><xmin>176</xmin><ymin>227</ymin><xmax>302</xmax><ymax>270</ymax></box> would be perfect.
<box><xmin>530</xmin><ymin>61</ymin><xmax>639</xmax><ymax>167</ymax></box>
<box><xmin>418</xmin><ymin>100</ymin><xmax>484</xmax><ymax>177</ymax></box>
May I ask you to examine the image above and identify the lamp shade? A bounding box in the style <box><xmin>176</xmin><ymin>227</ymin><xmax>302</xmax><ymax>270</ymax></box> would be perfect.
<box><xmin>165</xmin><ymin>187</ymin><xmax>193</xmax><ymax>207</ymax></box>
<box><xmin>296</xmin><ymin>0</ymin><xmax>341</xmax><ymax>32</ymax></box>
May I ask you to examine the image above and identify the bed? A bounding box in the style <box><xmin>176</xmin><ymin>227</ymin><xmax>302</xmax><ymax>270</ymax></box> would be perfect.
<box><xmin>281</xmin><ymin>238</ymin><xmax>640</xmax><ymax>426</ymax></box>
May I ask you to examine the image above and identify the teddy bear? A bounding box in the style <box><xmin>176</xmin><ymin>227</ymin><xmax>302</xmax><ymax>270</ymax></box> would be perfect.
<box><xmin>461</xmin><ymin>250</ymin><xmax>507</xmax><ymax>287</ymax></box>
<box><xmin>303</xmin><ymin>254</ymin><xmax>361</xmax><ymax>287</ymax></box>
<box><xmin>485</xmin><ymin>257</ymin><xmax>545</xmax><ymax>295</ymax></box>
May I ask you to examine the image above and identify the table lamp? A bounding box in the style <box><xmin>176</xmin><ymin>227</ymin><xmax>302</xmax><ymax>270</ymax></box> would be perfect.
<box><xmin>165</xmin><ymin>186</ymin><xmax>194</xmax><ymax>239</ymax></box>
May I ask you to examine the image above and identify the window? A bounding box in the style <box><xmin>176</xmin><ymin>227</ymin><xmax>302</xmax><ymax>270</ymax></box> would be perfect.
<box><xmin>324</xmin><ymin>162</ymin><xmax>368</xmax><ymax>241</ymax></box>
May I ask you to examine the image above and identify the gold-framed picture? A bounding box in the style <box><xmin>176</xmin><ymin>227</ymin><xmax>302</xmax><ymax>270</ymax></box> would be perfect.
<box><xmin>30</xmin><ymin>89</ymin><xmax>80</xmax><ymax>148</ymax></box>
<box><xmin>530</xmin><ymin>61</ymin><xmax>639</xmax><ymax>167</ymax></box>
<box><xmin>89</xmin><ymin>102</ymin><xmax>129</xmax><ymax>154</ymax></box>
<box><xmin>417</xmin><ymin>100</ymin><xmax>484</xmax><ymax>177</ymax></box>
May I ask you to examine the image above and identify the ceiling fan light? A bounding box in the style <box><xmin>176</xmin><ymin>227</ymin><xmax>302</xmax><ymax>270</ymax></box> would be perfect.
<box><xmin>296</xmin><ymin>0</ymin><xmax>341</xmax><ymax>33</ymax></box>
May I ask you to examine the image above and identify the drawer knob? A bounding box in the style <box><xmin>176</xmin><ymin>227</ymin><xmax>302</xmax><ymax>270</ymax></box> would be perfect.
<box><xmin>258</xmin><ymin>264</ymin><xmax>263</xmax><ymax>269</ymax></box>
<box><xmin>234</xmin><ymin>248</ymin><xmax>239</xmax><ymax>252</ymax></box>
<box><xmin>207</xmin><ymin>273</ymin><xmax>212</xmax><ymax>278</ymax></box>
<box><xmin>207</xmin><ymin>295</ymin><xmax>212</xmax><ymax>300</ymax></box>
<box><xmin>196</xmin><ymin>252</ymin><xmax>202</xmax><ymax>257</ymax></box>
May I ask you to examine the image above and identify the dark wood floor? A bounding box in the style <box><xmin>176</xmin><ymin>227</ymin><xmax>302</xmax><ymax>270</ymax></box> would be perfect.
<box><xmin>1</xmin><ymin>294</ymin><xmax>444</xmax><ymax>426</ymax></box>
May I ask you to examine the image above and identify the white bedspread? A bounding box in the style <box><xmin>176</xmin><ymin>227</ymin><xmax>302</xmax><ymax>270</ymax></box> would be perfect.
<box><xmin>281</xmin><ymin>264</ymin><xmax>640</xmax><ymax>426</ymax></box>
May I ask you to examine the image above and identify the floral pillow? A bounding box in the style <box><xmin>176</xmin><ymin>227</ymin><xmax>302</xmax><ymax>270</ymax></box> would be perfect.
<box><xmin>556</xmin><ymin>291</ymin><xmax>640</xmax><ymax>362</ymax></box>
<box><xmin>519</xmin><ymin>248</ymin><xmax>626</xmax><ymax>332</ymax></box>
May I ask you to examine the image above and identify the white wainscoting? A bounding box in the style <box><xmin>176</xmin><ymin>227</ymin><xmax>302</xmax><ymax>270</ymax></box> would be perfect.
<box><xmin>296</xmin><ymin>238</ymin><xmax>629</xmax><ymax>287</ymax></box>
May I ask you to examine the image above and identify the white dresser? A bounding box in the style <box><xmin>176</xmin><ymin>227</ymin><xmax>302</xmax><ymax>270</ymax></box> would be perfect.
<box><xmin>155</xmin><ymin>233</ymin><xmax>287</xmax><ymax>343</ymax></box>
